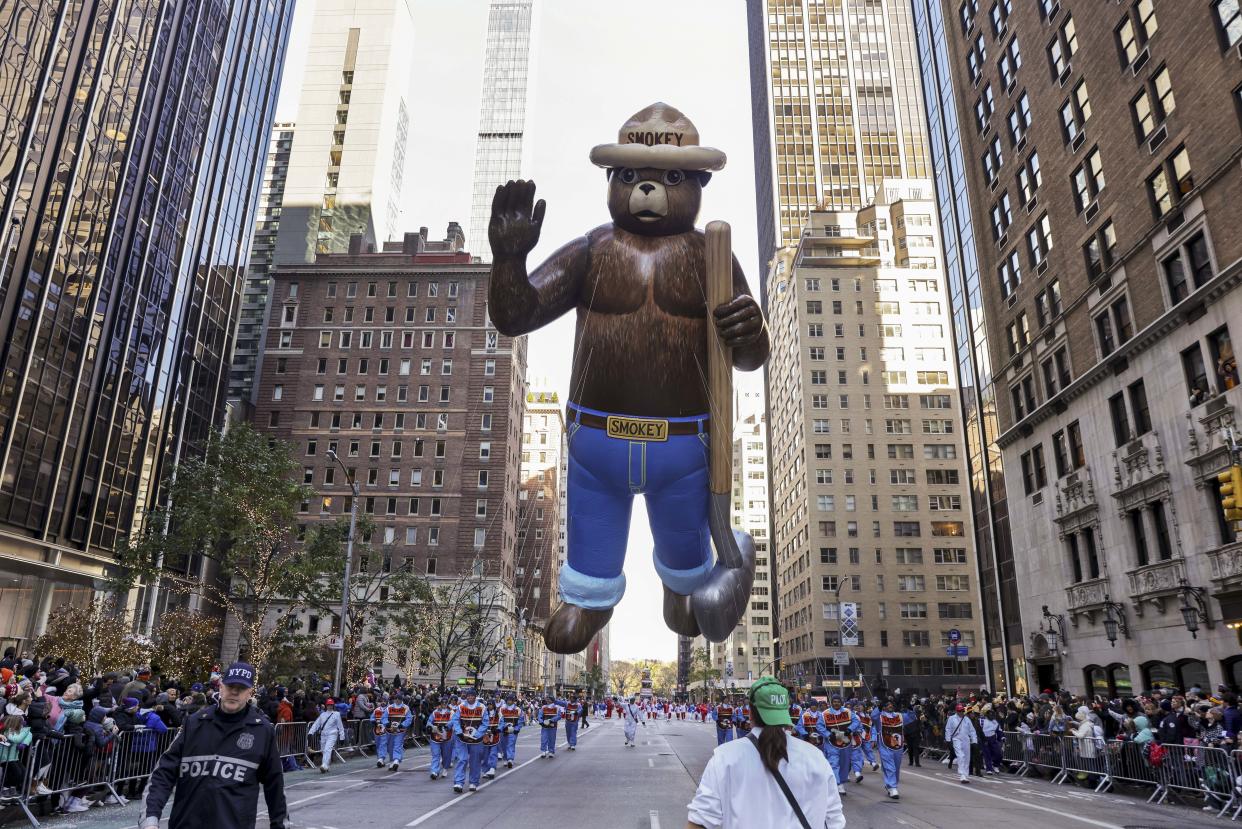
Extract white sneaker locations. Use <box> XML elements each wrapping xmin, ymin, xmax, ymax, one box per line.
<box><xmin>837</xmin><ymin>785</ymin><xmax>847</xmax><ymax>796</ymax></box>
<box><xmin>36</xmin><ymin>783</ymin><xmax>53</xmax><ymax>796</ymax></box>
<box><xmin>485</xmin><ymin>769</ymin><xmax>495</xmax><ymax>779</ymax></box>
<box><xmin>390</xmin><ymin>762</ymin><xmax>399</xmax><ymax>771</ymax></box>
<box><xmin>871</xmin><ymin>762</ymin><xmax>879</xmax><ymax>771</ymax></box>
<box><xmin>66</xmin><ymin>798</ymin><xmax>90</xmax><ymax>813</ymax></box>
<box><xmin>103</xmin><ymin>794</ymin><xmax>128</xmax><ymax>806</ymax></box>
<box><xmin>889</xmin><ymin>788</ymin><xmax>899</xmax><ymax>799</ymax></box>
<box><xmin>506</xmin><ymin>761</ymin><xmax>513</xmax><ymax>768</ymax></box>
<box><xmin>854</xmin><ymin>772</ymin><xmax>863</xmax><ymax>783</ymax></box>
<box><xmin>469</xmin><ymin>784</ymin><xmax>478</xmax><ymax>792</ymax></box>
<box><xmin>377</xmin><ymin>760</ymin><xmax>385</xmax><ymax>768</ymax></box>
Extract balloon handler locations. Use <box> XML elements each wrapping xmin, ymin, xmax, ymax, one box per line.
<box><xmin>488</xmin><ymin>103</ymin><xmax>770</xmax><ymax>654</ymax></box>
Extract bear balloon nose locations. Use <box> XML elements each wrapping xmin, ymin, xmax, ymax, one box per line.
<box><xmin>639</xmin><ymin>183</ymin><xmax>655</xmax><ymax>195</ymax></box>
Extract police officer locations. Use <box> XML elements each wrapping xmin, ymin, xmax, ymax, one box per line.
<box><xmin>141</xmin><ymin>662</ymin><xmax>287</xmax><ymax>829</ymax></box>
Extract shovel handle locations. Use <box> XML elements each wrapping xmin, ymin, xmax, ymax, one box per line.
<box><xmin>705</xmin><ymin>221</ymin><xmax>733</xmax><ymax>496</ymax></box>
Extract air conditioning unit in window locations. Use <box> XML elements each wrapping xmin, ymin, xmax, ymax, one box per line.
<box><xmin>1006</xmin><ymin>293</ymin><xmax>1018</xmax><ymax>308</ymax></box>
<box><xmin>1084</xmin><ymin>201</ymin><xmax>1099</xmax><ymax>223</ymax></box>
<box><xmin>1016</xmin><ymin>136</ymin><xmax>1028</xmax><ymax>153</ymax></box>
<box><xmin>1070</xmin><ymin>132</ymin><xmax>1085</xmax><ymax>152</ymax></box>
<box><xmin>1032</xmin><ymin>491</ymin><xmax>1043</xmax><ymax>506</ymax></box>
<box><xmin>1236</xmin><ymin>42</ymin><xmax>1242</xmax><ymax>61</ymax></box>
<box><xmin>1057</xmin><ymin>65</ymin><xmax>1072</xmax><ymax>88</ymax></box>
<box><xmin>998</xmin><ymin>232</ymin><xmax>1008</xmax><ymax>249</ymax></box>
<box><xmin>1130</xmin><ymin>47</ymin><xmax>1150</xmax><ymax>76</ymax></box>
<box><xmin>1037</xmin><ymin>260</ymin><xmax>1049</xmax><ymax>276</ymax></box>
<box><xmin>1025</xmin><ymin>196</ymin><xmax>1038</xmax><ymax>214</ymax></box>
<box><xmin>1147</xmin><ymin>125</ymin><xmax>1168</xmax><ymax>155</ymax></box>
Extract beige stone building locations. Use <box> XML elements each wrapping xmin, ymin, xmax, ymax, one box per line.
<box><xmin>768</xmin><ymin>180</ymin><xmax>985</xmax><ymax>696</ymax></box>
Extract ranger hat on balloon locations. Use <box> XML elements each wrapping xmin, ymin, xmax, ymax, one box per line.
<box><xmin>589</xmin><ymin>102</ymin><xmax>726</xmax><ymax>172</ymax></box>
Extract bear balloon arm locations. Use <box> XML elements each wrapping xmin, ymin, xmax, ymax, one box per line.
<box><xmin>725</xmin><ymin>255</ymin><xmax>770</xmax><ymax>372</ymax></box>
<box><xmin>488</xmin><ymin>235</ymin><xmax>589</xmax><ymax>337</ymax></box>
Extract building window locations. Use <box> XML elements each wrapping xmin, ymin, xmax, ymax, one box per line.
<box><xmin>1209</xmin><ymin>325</ymin><xmax>1240</xmax><ymax>392</ymax></box>
<box><xmin>990</xmin><ymin>192</ymin><xmax>1012</xmax><ymax>241</ymax></box>
<box><xmin>1017</xmin><ymin>151</ymin><xmax>1042</xmax><ymax>204</ymax></box>
<box><xmin>1067</xmin><ymin>420</ymin><xmax>1085</xmax><ymax>470</ymax></box>
<box><xmin>982</xmin><ymin>135</ymin><xmax>1003</xmax><ymax>185</ymax></box>
<box><xmin>1218</xmin><ymin>0</ymin><xmax>1242</xmax><ymax>47</ymax></box>
<box><xmin>1131</xmin><ymin>66</ymin><xmax>1175</xmax><ymax>143</ymax></box>
<box><xmin>998</xmin><ymin>35</ymin><xmax>1022</xmax><ymax>91</ymax></box>
<box><xmin>1129</xmin><ymin>379</ymin><xmax>1152</xmax><ymax>436</ymax></box>
<box><xmin>1094</xmin><ymin>296</ymin><xmax>1132</xmax><ymax>357</ymax></box>
<box><xmin>1047</xmin><ymin>14</ymin><xmax>1077</xmax><ymax>82</ymax></box>
<box><xmin>1071</xmin><ymin>148</ymin><xmax>1105</xmax><ymax>213</ymax></box>
<box><xmin>1059</xmin><ymin>80</ymin><xmax>1090</xmax><ymax>146</ymax></box>
<box><xmin>1183</xmin><ymin>343</ymin><xmax>1211</xmax><ymax>405</ymax></box>
<box><xmin>1109</xmin><ymin>391</ymin><xmax>1131</xmax><ymax>446</ymax></box>
<box><xmin>1116</xmin><ymin>0</ymin><xmax>1157</xmax><ymax>67</ymax></box>
<box><xmin>1147</xmin><ymin>145</ymin><xmax>1193</xmax><ymax>218</ymax></box>
<box><xmin>998</xmin><ymin>249</ymin><xmax>1021</xmax><ymax>298</ymax></box>
<box><xmin>1026</xmin><ymin>213</ymin><xmax>1053</xmax><ymax>271</ymax></box>
<box><xmin>975</xmin><ymin>84</ymin><xmax>994</xmax><ymax>133</ymax></box>
<box><xmin>1007</xmin><ymin>92</ymin><xmax>1032</xmax><ymax>146</ymax></box>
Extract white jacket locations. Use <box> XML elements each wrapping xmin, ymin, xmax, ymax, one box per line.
<box><xmin>309</xmin><ymin>709</ymin><xmax>347</xmax><ymax>741</ymax></box>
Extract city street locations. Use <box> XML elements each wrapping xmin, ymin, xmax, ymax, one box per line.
<box><xmin>14</xmin><ymin>717</ymin><xmax>1229</xmax><ymax>829</ymax></box>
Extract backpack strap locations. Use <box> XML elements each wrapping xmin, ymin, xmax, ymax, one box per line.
<box><xmin>746</xmin><ymin>734</ymin><xmax>812</xmax><ymax>829</ymax></box>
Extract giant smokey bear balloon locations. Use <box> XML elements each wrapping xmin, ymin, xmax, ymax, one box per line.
<box><xmin>488</xmin><ymin>103</ymin><xmax>770</xmax><ymax>654</ymax></box>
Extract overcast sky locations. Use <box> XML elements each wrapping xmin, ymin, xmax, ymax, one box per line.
<box><xmin>277</xmin><ymin>0</ymin><xmax>764</xmax><ymax>662</ymax></box>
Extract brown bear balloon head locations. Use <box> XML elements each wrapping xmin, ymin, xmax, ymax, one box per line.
<box><xmin>590</xmin><ymin>102</ymin><xmax>725</xmax><ymax>238</ymax></box>
<box><xmin>605</xmin><ymin>167</ymin><xmax>710</xmax><ymax>237</ymax></box>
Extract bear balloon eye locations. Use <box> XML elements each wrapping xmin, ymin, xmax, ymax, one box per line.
<box><xmin>662</xmin><ymin>170</ymin><xmax>685</xmax><ymax>186</ymax></box>
<box><xmin>618</xmin><ymin>168</ymin><xmax>638</xmax><ymax>184</ymax></box>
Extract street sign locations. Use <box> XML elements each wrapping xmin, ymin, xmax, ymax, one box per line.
<box><xmin>944</xmin><ymin>645</ymin><xmax>968</xmax><ymax>657</ymax></box>
<box><xmin>327</xmin><ymin>635</ymin><xmax>343</xmax><ymax>651</ymax></box>
<box><xmin>515</xmin><ymin>638</ymin><xmax>525</xmax><ymax>654</ymax></box>
<box><xmin>948</xmin><ymin>628</ymin><xmax>962</xmax><ymax>644</ymax></box>
<box><xmin>832</xmin><ymin>651</ymin><xmax>850</xmax><ymax>666</ymax></box>
<box><xmin>726</xmin><ymin>660</ymin><xmax>734</xmax><ymax>677</ymax></box>
<box><xmin>840</xmin><ymin>602</ymin><xmax>859</xmax><ymax>647</ymax></box>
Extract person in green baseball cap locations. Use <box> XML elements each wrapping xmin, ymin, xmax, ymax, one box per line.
<box><xmin>687</xmin><ymin>677</ymin><xmax>844</xmax><ymax>829</ymax></box>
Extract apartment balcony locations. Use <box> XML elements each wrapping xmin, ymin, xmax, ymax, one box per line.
<box><xmin>1125</xmin><ymin>557</ymin><xmax>1186</xmax><ymax>617</ymax></box>
<box><xmin>1110</xmin><ymin>430</ymin><xmax>1170</xmax><ymax>509</ymax></box>
<box><xmin>1205</xmin><ymin>540</ymin><xmax>1242</xmax><ymax>593</ymax></box>
<box><xmin>1065</xmin><ymin>575</ymin><xmax>1110</xmax><ymax>626</ymax></box>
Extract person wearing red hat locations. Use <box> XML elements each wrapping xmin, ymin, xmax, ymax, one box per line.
<box><xmin>944</xmin><ymin>703</ymin><xmax>977</xmax><ymax>784</ymax></box>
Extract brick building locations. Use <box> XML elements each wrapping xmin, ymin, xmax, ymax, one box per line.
<box><xmin>249</xmin><ymin>225</ymin><xmax>528</xmax><ymax>684</ymax></box>
<box><xmin>921</xmin><ymin>0</ymin><xmax>1242</xmax><ymax>693</ymax></box>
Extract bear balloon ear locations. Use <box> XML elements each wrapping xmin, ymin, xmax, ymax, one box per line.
<box><xmin>696</xmin><ymin>171</ymin><xmax>713</xmax><ymax>187</ymax></box>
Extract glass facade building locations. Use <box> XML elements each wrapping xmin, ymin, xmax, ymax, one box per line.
<box><xmin>911</xmin><ymin>0</ymin><xmax>1019</xmax><ymax>693</ymax></box>
<box><xmin>747</xmin><ymin>0</ymin><xmax>932</xmax><ymax>266</ymax></box>
<box><xmin>0</xmin><ymin>0</ymin><xmax>294</xmax><ymax>643</ymax></box>
<box><xmin>466</xmin><ymin>0</ymin><xmax>536</xmax><ymax>264</ymax></box>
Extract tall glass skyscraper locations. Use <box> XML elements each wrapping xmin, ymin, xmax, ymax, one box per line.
<box><xmin>747</xmin><ymin>0</ymin><xmax>931</xmax><ymax>268</ymax></box>
<box><xmin>0</xmin><ymin>0</ymin><xmax>294</xmax><ymax>643</ymax></box>
<box><xmin>910</xmin><ymin>0</ymin><xmax>1018</xmax><ymax>693</ymax></box>
<box><xmin>466</xmin><ymin>0</ymin><xmax>536</xmax><ymax>264</ymax></box>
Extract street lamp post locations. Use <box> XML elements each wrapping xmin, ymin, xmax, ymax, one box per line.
<box><xmin>326</xmin><ymin>449</ymin><xmax>358</xmax><ymax>695</ymax></box>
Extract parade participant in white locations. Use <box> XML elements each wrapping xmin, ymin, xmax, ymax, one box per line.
<box><xmin>687</xmin><ymin>677</ymin><xmax>845</xmax><ymax>829</ymax></box>
<box><xmin>944</xmin><ymin>703</ymin><xmax>977</xmax><ymax>784</ymax></box>
<box><xmin>622</xmin><ymin>696</ymin><xmax>645</xmax><ymax>747</ymax></box>
<box><xmin>308</xmin><ymin>698</ymin><xmax>348</xmax><ymax>773</ymax></box>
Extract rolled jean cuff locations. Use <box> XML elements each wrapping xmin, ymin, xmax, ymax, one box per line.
<box><xmin>559</xmin><ymin>563</ymin><xmax>625</xmax><ymax>609</ymax></box>
<box><xmin>654</xmin><ymin>555</ymin><xmax>715</xmax><ymax>596</ymax></box>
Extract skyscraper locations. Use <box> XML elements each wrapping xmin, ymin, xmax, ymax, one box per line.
<box><xmin>747</xmin><ymin>0</ymin><xmax>932</xmax><ymax>270</ymax></box>
<box><xmin>235</xmin><ymin>0</ymin><xmax>416</xmax><ymax>406</ymax></box>
<box><xmin>766</xmin><ymin>181</ymin><xmax>984</xmax><ymax>694</ymax></box>
<box><xmin>0</xmin><ymin>0</ymin><xmax>294</xmax><ymax>642</ymax></box>
<box><xmin>230</xmin><ymin>121</ymin><xmax>296</xmax><ymax>402</ymax></box>
<box><xmin>273</xmin><ymin>0</ymin><xmax>415</xmax><ymax>267</ymax></box>
<box><xmin>914</xmin><ymin>0</ymin><xmax>1242</xmax><ymax>695</ymax></box>
<box><xmin>466</xmin><ymin>0</ymin><xmax>537</xmax><ymax>263</ymax></box>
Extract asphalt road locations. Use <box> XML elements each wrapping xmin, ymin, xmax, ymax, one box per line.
<box><xmin>6</xmin><ymin>716</ymin><xmax>1231</xmax><ymax>829</ymax></box>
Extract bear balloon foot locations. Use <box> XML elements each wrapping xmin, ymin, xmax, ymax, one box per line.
<box><xmin>663</xmin><ymin>585</ymin><xmax>701</xmax><ymax>638</ymax></box>
<box><xmin>690</xmin><ymin>529</ymin><xmax>757</xmax><ymax>643</ymax></box>
<box><xmin>544</xmin><ymin>603</ymin><xmax>613</xmax><ymax>654</ymax></box>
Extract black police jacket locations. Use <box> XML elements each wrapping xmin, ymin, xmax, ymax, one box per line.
<box><xmin>144</xmin><ymin>704</ymin><xmax>287</xmax><ymax>829</ymax></box>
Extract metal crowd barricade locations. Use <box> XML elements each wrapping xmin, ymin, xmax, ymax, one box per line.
<box><xmin>1</xmin><ymin>750</ymin><xmax>39</xmax><ymax>828</ymax></box>
<box><xmin>19</xmin><ymin>733</ymin><xmax>121</xmax><ymax>827</ymax></box>
<box><xmin>1101</xmin><ymin>740</ymin><xmax>1165</xmax><ymax>802</ymax></box>
<box><xmin>110</xmin><ymin>727</ymin><xmax>179</xmax><ymax>790</ymax></box>
<box><xmin>1225</xmin><ymin>749</ymin><xmax>1242</xmax><ymax>821</ymax></box>
<box><xmin>1154</xmin><ymin>743</ymin><xmax>1234</xmax><ymax>809</ymax></box>
<box><xmin>1022</xmin><ymin>732</ymin><xmax>1069</xmax><ymax>781</ymax></box>
<box><xmin>350</xmin><ymin>718</ymin><xmax>377</xmax><ymax>756</ymax></box>
<box><xmin>999</xmin><ymin>730</ymin><xmax>1031</xmax><ymax>775</ymax></box>
<box><xmin>1059</xmin><ymin>735</ymin><xmax>1112</xmax><ymax>793</ymax></box>
<box><xmin>275</xmin><ymin>721</ymin><xmax>311</xmax><ymax>767</ymax></box>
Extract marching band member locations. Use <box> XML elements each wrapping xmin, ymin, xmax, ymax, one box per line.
<box><xmin>817</xmin><ymin>694</ymin><xmax>860</xmax><ymax>796</ymax></box>
<box><xmin>733</xmin><ymin>697</ymin><xmax>751</xmax><ymax>740</ymax></box>
<box><xmin>482</xmin><ymin>699</ymin><xmax>502</xmax><ymax>778</ymax></box>
<box><xmin>859</xmin><ymin>700</ymin><xmax>880</xmax><ymax>772</ymax></box>
<box><xmin>562</xmin><ymin>695</ymin><xmax>581</xmax><ymax>751</ymax></box>
<box><xmin>380</xmin><ymin>695</ymin><xmax>413</xmax><ymax>771</ymax></box>
<box><xmin>847</xmin><ymin>699</ymin><xmax>872</xmax><ymax>780</ymax></box>
<box><xmin>371</xmin><ymin>703</ymin><xmax>389</xmax><ymax>768</ymax></box>
<box><xmin>451</xmin><ymin>687</ymin><xmax>489</xmax><ymax>793</ymax></box>
<box><xmin>622</xmin><ymin>695</ymin><xmax>644</xmax><ymax>747</ymax></box>
<box><xmin>877</xmin><ymin>699</ymin><xmax>906</xmax><ymax>799</ymax></box>
<box><xmin>496</xmin><ymin>694</ymin><xmax>525</xmax><ymax>769</ymax></box>
<box><xmin>537</xmin><ymin>695</ymin><xmax>563</xmax><ymax>758</ymax></box>
<box><xmin>793</xmin><ymin>699</ymin><xmax>824</xmax><ymax>757</ymax></box>
<box><xmin>426</xmin><ymin>696</ymin><xmax>455</xmax><ymax>781</ymax></box>
<box><xmin>712</xmin><ymin>698</ymin><xmax>735</xmax><ymax>745</ymax></box>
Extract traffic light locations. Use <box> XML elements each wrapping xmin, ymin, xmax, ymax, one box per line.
<box><xmin>1219</xmin><ymin>464</ymin><xmax>1242</xmax><ymax>528</ymax></box>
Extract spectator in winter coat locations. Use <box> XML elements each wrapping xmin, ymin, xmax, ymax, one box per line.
<box><xmin>112</xmin><ymin>697</ymin><xmax>141</xmax><ymax>732</ymax></box>
<box><xmin>351</xmin><ymin>691</ymin><xmax>375</xmax><ymax>721</ymax></box>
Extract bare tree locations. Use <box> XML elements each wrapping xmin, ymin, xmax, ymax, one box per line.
<box><xmin>420</xmin><ymin>556</ymin><xmax>513</xmax><ymax>691</ymax></box>
<box><xmin>610</xmin><ymin>660</ymin><xmax>641</xmax><ymax>697</ymax></box>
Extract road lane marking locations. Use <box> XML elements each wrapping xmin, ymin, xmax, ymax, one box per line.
<box><xmin>903</xmin><ymin>771</ymin><xmax>1125</xmax><ymax>828</ymax></box>
<box><xmin>405</xmin><ymin>725</ymin><xmax>603</xmax><ymax>826</ymax></box>
<box><xmin>649</xmin><ymin>809</ymin><xmax>661</xmax><ymax>829</ymax></box>
<box><xmin>648</xmin><ymin>758</ymin><xmax>654</xmax><ymax>767</ymax></box>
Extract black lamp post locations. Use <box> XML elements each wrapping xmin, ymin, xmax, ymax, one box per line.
<box><xmin>1177</xmin><ymin>578</ymin><xmax>1211</xmax><ymax>639</ymax></box>
<box><xmin>1101</xmin><ymin>595</ymin><xmax>1129</xmax><ymax>647</ymax></box>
